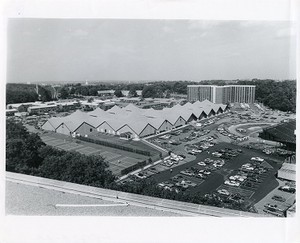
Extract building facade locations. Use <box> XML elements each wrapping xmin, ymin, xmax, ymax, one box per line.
<box><xmin>187</xmin><ymin>85</ymin><xmax>256</xmax><ymax>104</ymax></box>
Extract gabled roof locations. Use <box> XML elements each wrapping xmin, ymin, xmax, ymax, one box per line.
<box><xmin>88</xmin><ymin>107</ymin><xmax>107</xmax><ymax>116</ymax></box>
<box><xmin>124</xmin><ymin>103</ymin><xmax>141</xmax><ymax>112</ymax></box>
<box><xmin>107</xmin><ymin>105</ymin><xmax>122</xmax><ymax>113</ymax></box>
<box><xmin>45</xmin><ymin>117</ymin><xmax>63</xmax><ymax>129</ymax></box>
<box><xmin>122</xmin><ymin>113</ymin><xmax>155</xmax><ymax>135</ymax></box>
<box><xmin>146</xmin><ymin>116</ymin><xmax>166</xmax><ymax>129</ymax></box>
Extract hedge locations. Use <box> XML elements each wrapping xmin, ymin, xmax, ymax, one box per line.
<box><xmin>120</xmin><ymin>161</ymin><xmax>147</xmax><ymax>175</ymax></box>
<box><xmin>77</xmin><ymin>136</ymin><xmax>151</xmax><ymax>156</ymax></box>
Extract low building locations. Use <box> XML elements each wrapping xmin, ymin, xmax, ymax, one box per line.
<box><xmin>28</xmin><ymin>104</ymin><xmax>58</xmax><ymax>115</ymax></box>
<box><xmin>97</xmin><ymin>90</ymin><xmax>115</xmax><ymax>97</ymax></box>
<box><xmin>6</xmin><ymin>102</ymin><xmax>36</xmax><ymax>112</ymax></box>
<box><xmin>259</xmin><ymin>120</ymin><xmax>296</xmax><ymax>151</ymax></box>
<box><xmin>42</xmin><ymin>99</ymin><xmax>228</xmax><ymax>139</ymax></box>
<box><xmin>6</xmin><ymin>109</ymin><xmax>18</xmax><ymax>116</ymax></box>
<box><xmin>277</xmin><ymin>163</ymin><xmax>296</xmax><ymax>182</ymax></box>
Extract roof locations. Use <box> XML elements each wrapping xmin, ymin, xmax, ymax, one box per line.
<box><xmin>97</xmin><ymin>90</ymin><xmax>115</xmax><ymax>94</ymax></box>
<box><xmin>107</xmin><ymin>105</ymin><xmax>122</xmax><ymax>113</ymax></box>
<box><xmin>6</xmin><ymin>109</ymin><xmax>18</xmax><ymax>112</ymax></box>
<box><xmin>279</xmin><ymin>163</ymin><xmax>296</xmax><ymax>172</ymax></box>
<box><xmin>29</xmin><ymin>104</ymin><xmax>58</xmax><ymax>110</ymax></box>
<box><xmin>43</xmin><ymin>99</ymin><xmax>226</xmax><ymax>135</ymax></box>
<box><xmin>263</xmin><ymin>120</ymin><xmax>296</xmax><ymax>144</ymax></box>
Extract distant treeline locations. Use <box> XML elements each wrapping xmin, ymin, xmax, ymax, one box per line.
<box><xmin>6</xmin><ymin>83</ymin><xmax>53</xmax><ymax>104</ymax></box>
<box><xmin>6</xmin><ymin>79</ymin><xmax>296</xmax><ymax>112</ymax></box>
<box><xmin>236</xmin><ymin>80</ymin><xmax>296</xmax><ymax>113</ymax></box>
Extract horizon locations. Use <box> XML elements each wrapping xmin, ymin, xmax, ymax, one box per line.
<box><xmin>7</xmin><ymin>19</ymin><xmax>296</xmax><ymax>83</ymax></box>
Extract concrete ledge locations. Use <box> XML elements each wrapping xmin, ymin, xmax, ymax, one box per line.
<box><xmin>6</xmin><ymin>172</ymin><xmax>269</xmax><ymax>217</ymax></box>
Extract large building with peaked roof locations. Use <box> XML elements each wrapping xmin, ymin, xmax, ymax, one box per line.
<box><xmin>42</xmin><ymin>100</ymin><xmax>229</xmax><ymax>139</ymax></box>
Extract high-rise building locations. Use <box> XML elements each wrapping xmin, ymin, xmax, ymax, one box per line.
<box><xmin>187</xmin><ymin>85</ymin><xmax>255</xmax><ymax>104</ymax></box>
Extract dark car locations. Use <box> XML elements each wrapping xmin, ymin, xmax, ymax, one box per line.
<box><xmin>272</xmin><ymin>195</ymin><xmax>286</xmax><ymax>202</ymax></box>
<box><xmin>279</xmin><ymin>186</ymin><xmax>296</xmax><ymax>194</ymax></box>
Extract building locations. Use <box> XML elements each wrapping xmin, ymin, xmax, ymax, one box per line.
<box><xmin>187</xmin><ymin>85</ymin><xmax>256</xmax><ymax>104</ymax></box>
<box><xmin>97</xmin><ymin>90</ymin><xmax>115</xmax><ymax>97</ymax></box>
<box><xmin>6</xmin><ymin>102</ymin><xmax>36</xmax><ymax>112</ymax></box>
<box><xmin>121</xmin><ymin>90</ymin><xmax>143</xmax><ymax>97</ymax></box>
<box><xmin>277</xmin><ymin>163</ymin><xmax>296</xmax><ymax>181</ymax></box>
<box><xmin>42</xmin><ymin>99</ymin><xmax>228</xmax><ymax>139</ymax></box>
<box><xmin>6</xmin><ymin>109</ymin><xmax>18</xmax><ymax>116</ymax></box>
<box><xmin>28</xmin><ymin>104</ymin><xmax>58</xmax><ymax>115</ymax></box>
<box><xmin>259</xmin><ymin>120</ymin><xmax>296</xmax><ymax>151</ymax></box>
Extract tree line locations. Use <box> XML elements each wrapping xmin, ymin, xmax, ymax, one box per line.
<box><xmin>6</xmin><ymin>83</ymin><xmax>53</xmax><ymax>104</ymax></box>
<box><xmin>6</xmin><ymin>119</ymin><xmax>115</xmax><ymax>187</ymax></box>
<box><xmin>7</xmin><ymin>79</ymin><xmax>296</xmax><ymax>112</ymax></box>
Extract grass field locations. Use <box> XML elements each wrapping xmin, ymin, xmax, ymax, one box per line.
<box><xmin>41</xmin><ymin>133</ymin><xmax>148</xmax><ymax>176</ymax></box>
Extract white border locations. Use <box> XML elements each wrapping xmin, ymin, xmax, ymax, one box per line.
<box><xmin>1</xmin><ymin>0</ymin><xmax>300</xmax><ymax>242</ymax></box>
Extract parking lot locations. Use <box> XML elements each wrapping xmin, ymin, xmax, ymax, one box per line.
<box><xmin>139</xmin><ymin>142</ymin><xmax>283</xmax><ymax>205</ymax></box>
<box><xmin>254</xmin><ymin>180</ymin><xmax>296</xmax><ymax>217</ymax></box>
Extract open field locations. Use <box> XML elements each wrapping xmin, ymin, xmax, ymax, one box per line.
<box><xmin>41</xmin><ymin>132</ymin><xmax>149</xmax><ymax>176</ymax></box>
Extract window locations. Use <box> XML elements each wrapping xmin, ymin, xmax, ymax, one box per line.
<box><xmin>90</xmin><ymin>128</ymin><xmax>92</xmax><ymax>132</ymax></box>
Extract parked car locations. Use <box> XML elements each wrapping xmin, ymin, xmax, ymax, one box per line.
<box><xmin>251</xmin><ymin>157</ymin><xmax>264</xmax><ymax>162</ymax></box>
<box><xmin>217</xmin><ymin>189</ymin><xmax>230</xmax><ymax>195</ymax></box>
<box><xmin>272</xmin><ymin>195</ymin><xmax>286</xmax><ymax>202</ymax></box>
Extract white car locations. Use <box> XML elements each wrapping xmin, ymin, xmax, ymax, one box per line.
<box><xmin>198</xmin><ymin>162</ymin><xmax>206</xmax><ymax>166</ymax></box>
<box><xmin>224</xmin><ymin>180</ymin><xmax>240</xmax><ymax>187</ymax></box>
<box><xmin>242</xmin><ymin>163</ymin><xmax>252</xmax><ymax>168</ymax></box>
<box><xmin>251</xmin><ymin>157</ymin><xmax>264</xmax><ymax>162</ymax></box>
<box><xmin>217</xmin><ymin>189</ymin><xmax>230</xmax><ymax>195</ymax></box>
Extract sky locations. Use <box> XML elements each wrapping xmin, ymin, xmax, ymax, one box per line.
<box><xmin>6</xmin><ymin>19</ymin><xmax>297</xmax><ymax>83</ymax></box>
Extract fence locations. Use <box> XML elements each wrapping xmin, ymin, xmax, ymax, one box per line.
<box><xmin>77</xmin><ymin>136</ymin><xmax>152</xmax><ymax>156</ymax></box>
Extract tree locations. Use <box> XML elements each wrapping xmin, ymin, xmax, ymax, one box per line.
<box><xmin>59</xmin><ymin>87</ymin><xmax>69</xmax><ymax>99</ymax></box>
<box><xmin>128</xmin><ymin>88</ymin><xmax>138</xmax><ymax>97</ymax></box>
<box><xmin>114</xmin><ymin>89</ymin><xmax>124</xmax><ymax>97</ymax></box>
<box><xmin>38</xmin><ymin>86</ymin><xmax>52</xmax><ymax>102</ymax></box>
<box><xmin>6</xmin><ymin>120</ymin><xmax>45</xmax><ymax>172</ymax></box>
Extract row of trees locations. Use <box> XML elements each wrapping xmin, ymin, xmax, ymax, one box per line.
<box><xmin>6</xmin><ymin>120</ymin><xmax>115</xmax><ymax>187</ymax></box>
<box><xmin>236</xmin><ymin>80</ymin><xmax>296</xmax><ymax>112</ymax></box>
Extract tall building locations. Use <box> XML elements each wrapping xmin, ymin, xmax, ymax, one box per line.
<box><xmin>187</xmin><ymin>85</ymin><xmax>255</xmax><ymax>104</ymax></box>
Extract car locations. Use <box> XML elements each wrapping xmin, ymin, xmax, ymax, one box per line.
<box><xmin>264</xmin><ymin>204</ymin><xmax>283</xmax><ymax>211</ymax></box>
<box><xmin>251</xmin><ymin>157</ymin><xmax>264</xmax><ymax>162</ymax></box>
<box><xmin>279</xmin><ymin>186</ymin><xmax>296</xmax><ymax>194</ymax></box>
<box><xmin>272</xmin><ymin>195</ymin><xmax>286</xmax><ymax>202</ymax></box>
<box><xmin>180</xmin><ymin>170</ymin><xmax>194</xmax><ymax>177</ymax></box>
<box><xmin>197</xmin><ymin>162</ymin><xmax>206</xmax><ymax>166</ymax></box>
<box><xmin>224</xmin><ymin>180</ymin><xmax>240</xmax><ymax>187</ymax></box>
<box><xmin>217</xmin><ymin>189</ymin><xmax>230</xmax><ymax>195</ymax></box>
